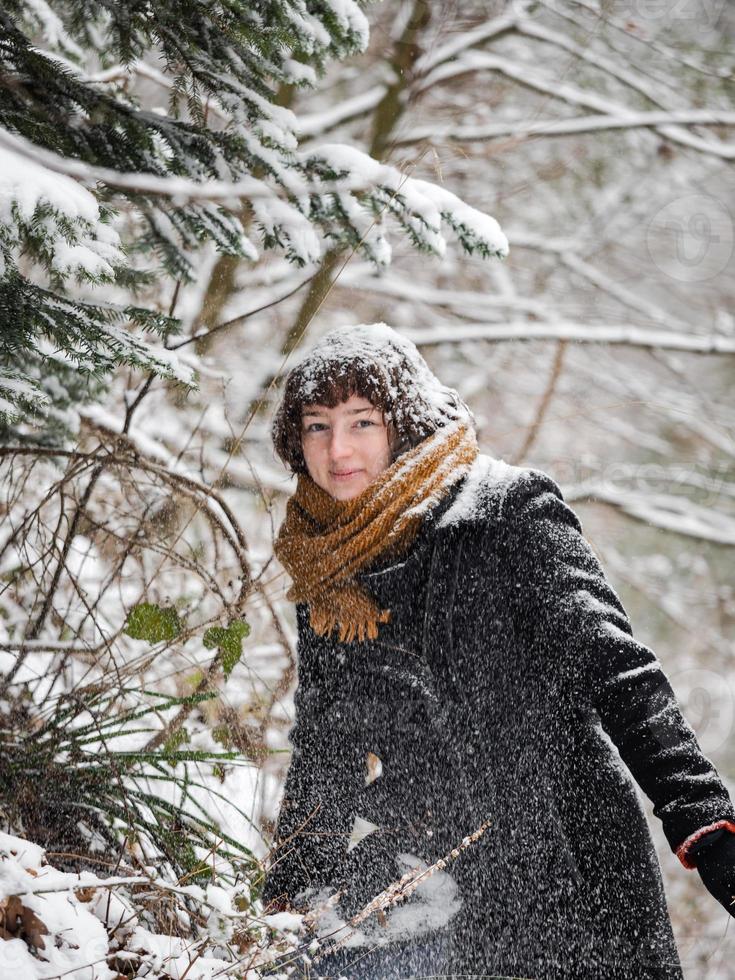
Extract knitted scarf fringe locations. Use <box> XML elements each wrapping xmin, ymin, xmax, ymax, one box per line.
<box><xmin>275</xmin><ymin>421</ymin><xmax>478</xmax><ymax>644</ymax></box>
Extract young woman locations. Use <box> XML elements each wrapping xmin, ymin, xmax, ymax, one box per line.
<box><xmin>262</xmin><ymin>323</ymin><xmax>735</xmax><ymax>979</ymax></box>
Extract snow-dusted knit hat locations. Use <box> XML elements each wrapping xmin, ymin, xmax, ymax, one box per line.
<box><xmin>272</xmin><ymin>322</ymin><xmax>475</xmax><ymax>473</ymax></box>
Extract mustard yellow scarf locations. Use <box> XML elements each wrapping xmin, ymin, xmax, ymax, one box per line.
<box><xmin>275</xmin><ymin>421</ymin><xmax>478</xmax><ymax>643</ymax></box>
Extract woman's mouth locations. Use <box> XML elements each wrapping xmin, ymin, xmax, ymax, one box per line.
<box><xmin>331</xmin><ymin>469</ymin><xmax>361</xmax><ymax>479</ymax></box>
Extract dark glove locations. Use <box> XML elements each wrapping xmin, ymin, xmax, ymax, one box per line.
<box><xmin>692</xmin><ymin>829</ymin><xmax>735</xmax><ymax>917</ymax></box>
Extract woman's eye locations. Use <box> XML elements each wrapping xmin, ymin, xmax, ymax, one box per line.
<box><xmin>303</xmin><ymin>418</ymin><xmax>380</xmax><ymax>433</ymax></box>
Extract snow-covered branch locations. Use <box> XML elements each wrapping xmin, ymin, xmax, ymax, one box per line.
<box><xmin>0</xmin><ymin>831</ymin><xmax>300</xmax><ymax>979</ymax></box>
<box><xmin>414</xmin><ymin>6</ymin><xmax>525</xmax><ymax>75</ymax></box>
<box><xmin>558</xmin><ymin>254</ymin><xmax>689</xmax><ymax>328</ymax></box>
<box><xmin>0</xmin><ymin>126</ymin><xmax>269</xmax><ymax>202</ymax></box>
<box><xmin>545</xmin><ymin>0</ymin><xmax>731</xmax><ymax>80</ymax></box>
<box><xmin>339</xmin><ymin>267</ymin><xmax>549</xmax><ymax>318</ymax></box>
<box><xmin>402</xmin><ymin>322</ymin><xmax>735</xmax><ymax>355</ymax></box>
<box><xmin>571</xmin><ymin>485</ymin><xmax>735</xmax><ymax>546</ymax></box>
<box><xmin>297</xmin><ymin>85</ymin><xmax>387</xmax><ymax>138</ymax></box>
<box><xmin>513</xmin><ymin>18</ymin><xmax>688</xmax><ymax>108</ymax></box>
<box><xmin>398</xmin><ymin>110</ymin><xmax>735</xmax><ymax>153</ymax></box>
<box><xmin>417</xmin><ymin>51</ymin><xmax>734</xmax><ymax>160</ymax></box>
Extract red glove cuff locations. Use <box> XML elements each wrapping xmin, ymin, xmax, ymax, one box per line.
<box><xmin>676</xmin><ymin>820</ymin><xmax>735</xmax><ymax>870</ymax></box>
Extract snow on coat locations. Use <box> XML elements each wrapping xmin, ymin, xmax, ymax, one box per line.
<box><xmin>263</xmin><ymin>455</ymin><xmax>735</xmax><ymax>978</ymax></box>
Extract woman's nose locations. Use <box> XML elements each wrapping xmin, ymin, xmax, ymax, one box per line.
<box><xmin>328</xmin><ymin>428</ymin><xmax>353</xmax><ymax>459</ymax></box>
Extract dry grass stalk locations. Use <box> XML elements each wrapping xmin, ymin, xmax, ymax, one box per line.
<box><xmin>306</xmin><ymin>819</ymin><xmax>492</xmax><ymax>961</ymax></box>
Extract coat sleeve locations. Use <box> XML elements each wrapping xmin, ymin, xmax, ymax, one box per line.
<box><xmin>499</xmin><ymin>469</ymin><xmax>735</xmax><ymax>867</ymax></box>
<box><xmin>260</xmin><ymin>607</ymin><xmax>359</xmax><ymax>909</ymax></box>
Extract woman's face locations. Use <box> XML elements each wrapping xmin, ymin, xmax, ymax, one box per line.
<box><xmin>301</xmin><ymin>394</ymin><xmax>392</xmax><ymax>500</ymax></box>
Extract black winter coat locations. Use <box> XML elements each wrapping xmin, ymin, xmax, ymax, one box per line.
<box><xmin>263</xmin><ymin>458</ymin><xmax>735</xmax><ymax>978</ymax></box>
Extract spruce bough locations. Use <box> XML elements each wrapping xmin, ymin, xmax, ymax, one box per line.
<box><xmin>0</xmin><ymin>1</ymin><xmax>508</xmax><ymax>444</ymax></box>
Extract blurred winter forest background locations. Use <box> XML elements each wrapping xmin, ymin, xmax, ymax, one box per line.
<box><xmin>0</xmin><ymin>0</ymin><xmax>734</xmax><ymax>976</ymax></box>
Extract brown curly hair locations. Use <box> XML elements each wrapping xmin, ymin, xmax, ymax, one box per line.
<box><xmin>271</xmin><ymin>326</ymin><xmax>474</xmax><ymax>476</ymax></box>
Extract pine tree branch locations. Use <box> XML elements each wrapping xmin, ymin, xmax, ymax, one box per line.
<box><xmin>0</xmin><ymin>127</ymin><xmax>421</xmax><ymax>203</ymax></box>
